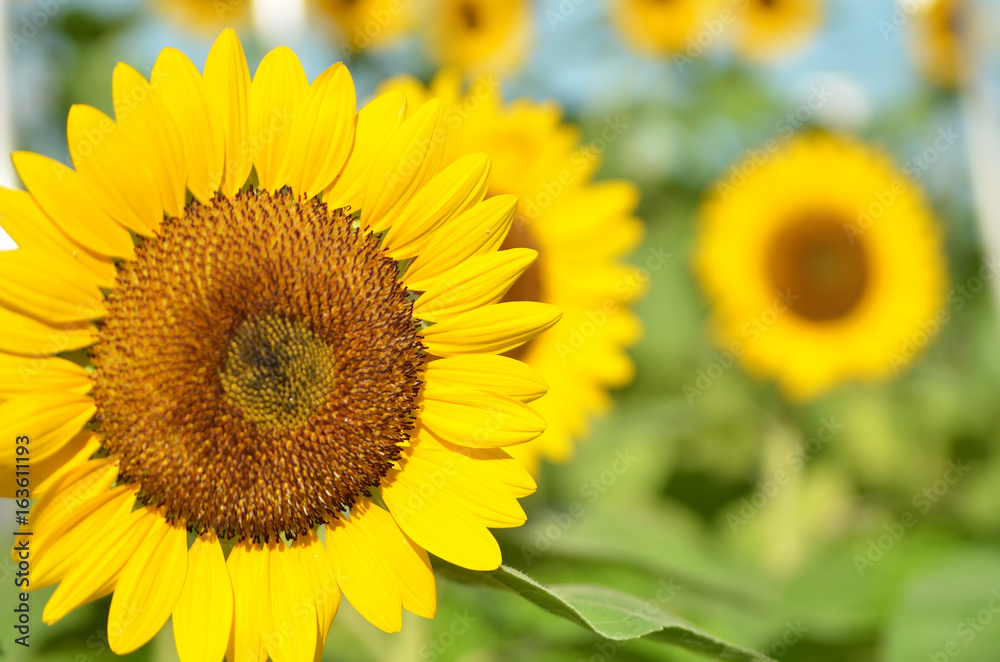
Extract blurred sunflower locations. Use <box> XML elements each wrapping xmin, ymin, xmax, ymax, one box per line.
<box><xmin>429</xmin><ymin>0</ymin><xmax>532</xmax><ymax>76</ymax></box>
<box><xmin>309</xmin><ymin>0</ymin><xmax>413</xmax><ymax>54</ymax></box>
<box><xmin>1</xmin><ymin>29</ymin><xmax>559</xmax><ymax>659</ymax></box>
<box><xmin>730</xmin><ymin>0</ymin><xmax>823</xmax><ymax>61</ymax></box>
<box><xmin>608</xmin><ymin>0</ymin><xmax>712</xmax><ymax>55</ymax></box>
<box><xmin>153</xmin><ymin>0</ymin><xmax>249</xmax><ymax>30</ymax></box>
<box><xmin>694</xmin><ymin>134</ymin><xmax>946</xmax><ymax>400</ymax></box>
<box><xmin>379</xmin><ymin>71</ymin><xmax>644</xmax><ymax>473</ymax></box>
<box><xmin>910</xmin><ymin>0</ymin><xmax>968</xmax><ymax>87</ymax></box>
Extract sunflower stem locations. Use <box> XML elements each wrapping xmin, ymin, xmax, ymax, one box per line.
<box><xmin>962</xmin><ymin>1</ymin><xmax>1000</xmax><ymax>318</ymax></box>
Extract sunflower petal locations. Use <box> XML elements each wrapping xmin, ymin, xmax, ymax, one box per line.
<box><xmin>67</xmin><ymin>104</ymin><xmax>161</xmax><ymax>236</ymax></box>
<box><xmin>402</xmin><ymin>195</ymin><xmax>518</xmax><ymax>289</ymax></box>
<box><xmin>112</xmin><ymin>63</ymin><xmax>188</xmax><ymax>218</ymax></box>
<box><xmin>363</xmin><ymin>99</ymin><xmax>444</xmax><ymax>232</ymax></box>
<box><xmin>204</xmin><ymin>29</ymin><xmax>253</xmax><ymax>197</ymax></box>
<box><xmin>0</xmin><ymin>391</ymin><xmax>94</xmax><ymax>465</ymax></box>
<box><xmin>420</xmin><ymin>387</ymin><xmax>545</xmax><ymax>448</ymax></box>
<box><xmin>423</xmin><ymin>355</ymin><xmax>547</xmax><ymax>402</ymax></box>
<box><xmin>0</xmin><ymin>188</ymin><xmax>116</xmax><ymax>285</ymax></box>
<box><xmin>0</xmin><ymin>247</ymin><xmax>104</xmax><ymax>324</ymax></box>
<box><xmin>382</xmin><ymin>153</ymin><xmax>491</xmax><ymax>260</ymax></box>
<box><xmin>226</xmin><ymin>542</ymin><xmax>268</xmax><ymax>662</ymax></box>
<box><xmin>0</xmin><ymin>307</ymin><xmax>95</xmax><ymax>357</ymax></box>
<box><xmin>421</xmin><ymin>301</ymin><xmax>562</xmax><ymax>356</ymax></box>
<box><xmin>277</xmin><ymin>63</ymin><xmax>356</xmax><ymax>199</ymax></box>
<box><xmin>412</xmin><ymin>248</ymin><xmax>536</xmax><ymax>321</ymax></box>
<box><xmin>174</xmin><ymin>532</ymin><xmax>234</xmax><ymax>662</ymax></box>
<box><xmin>324</xmin><ymin>90</ymin><xmax>406</xmax><ymax>211</ymax></box>
<box><xmin>109</xmin><ymin>519</ymin><xmax>188</xmax><ymax>654</ymax></box>
<box><xmin>292</xmin><ymin>532</ymin><xmax>340</xmax><ymax>655</ymax></box>
<box><xmin>152</xmin><ymin>47</ymin><xmax>225</xmax><ymax>203</ymax></box>
<box><xmin>0</xmin><ymin>354</ymin><xmax>91</xmax><ymax>398</ymax></box>
<box><xmin>11</xmin><ymin>151</ymin><xmax>135</xmax><ymax>259</ymax></box>
<box><xmin>250</xmin><ymin>47</ymin><xmax>308</xmax><ymax>193</ymax></box>
<box><xmin>263</xmin><ymin>541</ymin><xmax>317</xmax><ymax>662</ymax></box>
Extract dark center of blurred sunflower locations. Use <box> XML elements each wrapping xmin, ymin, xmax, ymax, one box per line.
<box><xmin>499</xmin><ymin>217</ymin><xmax>546</xmax><ymax>360</ymax></box>
<box><xmin>766</xmin><ymin>215</ymin><xmax>869</xmax><ymax>322</ymax></box>
<box><xmin>92</xmin><ymin>190</ymin><xmax>424</xmax><ymax>542</ymax></box>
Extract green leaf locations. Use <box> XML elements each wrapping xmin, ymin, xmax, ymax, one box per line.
<box><xmin>435</xmin><ymin>561</ymin><xmax>772</xmax><ymax>662</ymax></box>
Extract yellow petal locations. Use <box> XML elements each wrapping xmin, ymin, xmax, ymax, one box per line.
<box><xmin>0</xmin><ymin>307</ymin><xmax>95</xmax><ymax>357</ymax></box>
<box><xmin>0</xmin><ymin>391</ymin><xmax>94</xmax><ymax>464</ymax></box>
<box><xmin>415</xmin><ymin>427</ymin><xmax>537</xmax><ymax>498</ymax></box>
<box><xmin>327</xmin><ymin>499</ymin><xmax>435</xmax><ymax>631</ymax></box>
<box><xmin>363</xmin><ymin>99</ymin><xmax>444</xmax><ymax>232</ymax></box>
<box><xmin>226</xmin><ymin>542</ymin><xmax>268</xmax><ymax>662</ymax></box>
<box><xmin>423</xmin><ymin>355</ymin><xmax>547</xmax><ymax>403</ymax></box>
<box><xmin>382</xmin><ymin>153</ymin><xmax>491</xmax><ymax>260</ymax></box>
<box><xmin>0</xmin><ymin>354</ymin><xmax>90</xmax><ymax>398</ymax></box>
<box><xmin>174</xmin><ymin>532</ymin><xmax>234</xmax><ymax>662</ymax></box>
<box><xmin>412</xmin><ymin>248</ymin><xmax>536</xmax><ymax>322</ymax></box>
<box><xmin>0</xmin><ymin>187</ymin><xmax>116</xmax><ymax>286</ymax></box>
<box><xmin>25</xmin><ymin>431</ymin><xmax>102</xmax><ymax>499</ymax></box>
<box><xmin>67</xmin><ymin>104</ymin><xmax>161</xmax><ymax>236</ymax></box>
<box><xmin>109</xmin><ymin>519</ymin><xmax>188</xmax><ymax>654</ymax></box>
<box><xmin>152</xmin><ymin>47</ymin><xmax>225</xmax><ymax>203</ymax></box>
<box><xmin>421</xmin><ymin>302</ymin><xmax>562</xmax><ymax>356</ymax></box>
<box><xmin>0</xmin><ymin>247</ymin><xmax>105</xmax><ymax>324</ymax></box>
<box><xmin>276</xmin><ymin>63</ymin><xmax>356</xmax><ymax>199</ymax></box>
<box><xmin>263</xmin><ymin>541</ymin><xmax>317</xmax><ymax>662</ymax></box>
<box><xmin>204</xmin><ymin>29</ymin><xmax>253</xmax><ymax>197</ymax></box>
<box><xmin>402</xmin><ymin>195</ymin><xmax>518</xmax><ymax>289</ymax></box>
<box><xmin>26</xmin><ymin>457</ymin><xmax>118</xmax><ymax>553</ymax></box>
<box><xmin>420</xmin><ymin>387</ymin><xmax>546</xmax><ymax>448</ymax></box>
<box><xmin>12</xmin><ymin>151</ymin><xmax>135</xmax><ymax>259</ymax></box>
<box><xmin>383</xmin><ymin>460</ymin><xmax>501</xmax><ymax>571</ymax></box>
<box><xmin>324</xmin><ymin>90</ymin><xmax>406</xmax><ymax>211</ymax></box>
<box><xmin>39</xmin><ymin>488</ymin><xmax>150</xmax><ymax>620</ymax></box>
<box><xmin>250</xmin><ymin>47</ymin><xmax>308</xmax><ymax>193</ymax></box>
<box><xmin>112</xmin><ymin>63</ymin><xmax>187</xmax><ymax>218</ymax></box>
<box><xmin>292</xmin><ymin>532</ymin><xmax>340</xmax><ymax>655</ymax></box>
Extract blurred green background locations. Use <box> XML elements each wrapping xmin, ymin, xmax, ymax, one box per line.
<box><xmin>2</xmin><ymin>0</ymin><xmax>1000</xmax><ymax>661</ymax></box>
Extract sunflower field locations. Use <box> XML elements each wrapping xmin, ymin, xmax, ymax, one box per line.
<box><xmin>0</xmin><ymin>1</ymin><xmax>997</xmax><ymax>661</ymax></box>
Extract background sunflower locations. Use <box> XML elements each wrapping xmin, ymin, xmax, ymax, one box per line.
<box><xmin>3</xmin><ymin>1</ymin><xmax>1000</xmax><ymax>661</ymax></box>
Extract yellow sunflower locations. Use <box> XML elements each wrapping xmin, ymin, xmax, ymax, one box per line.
<box><xmin>309</xmin><ymin>0</ymin><xmax>413</xmax><ymax>55</ymax></box>
<box><xmin>429</xmin><ymin>0</ymin><xmax>532</xmax><ymax>76</ymax></box>
<box><xmin>379</xmin><ymin>71</ymin><xmax>644</xmax><ymax>473</ymax></box>
<box><xmin>608</xmin><ymin>0</ymin><xmax>714</xmax><ymax>55</ymax></box>
<box><xmin>694</xmin><ymin>134</ymin><xmax>946</xmax><ymax>400</ymax></box>
<box><xmin>1</xmin><ymin>29</ymin><xmax>559</xmax><ymax>658</ymax></box>
<box><xmin>910</xmin><ymin>0</ymin><xmax>968</xmax><ymax>87</ymax></box>
<box><xmin>153</xmin><ymin>0</ymin><xmax>250</xmax><ymax>30</ymax></box>
<box><xmin>730</xmin><ymin>0</ymin><xmax>824</xmax><ymax>61</ymax></box>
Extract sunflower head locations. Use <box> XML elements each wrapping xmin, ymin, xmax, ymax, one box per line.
<box><xmin>1</xmin><ymin>29</ymin><xmax>560</xmax><ymax>657</ymax></box>
<box><xmin>911</xmin><ymin>0</ymin><xmax>968</xmax><ymax>87</ymax></box>
<box><xmin>695</xmin><ymin>133</ymin><xmax>947</xmax><ymax>399</ymax></box>
<box><xmin>309</xmin><ymin>0</ymin><xmax>414</xmax><ymax>54</ymax></box>
<box><xmin>730</xmin><ymin>0</ymin><xmax>824</xmax><ymax>61</ymax></box>
<box><xmin>609</xmin><ymin>0</ymin><xmax>714</xmax><ymax>55</ymax></box>
<box><xmin>430</xmin><ymin>0</ymin><xmax>533</xmax><ymax>76</ymax></box>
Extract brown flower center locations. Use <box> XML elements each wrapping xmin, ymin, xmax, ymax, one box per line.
<box><xmin>92</xmin><ymin>190</ymin><xmax>424</xmax><ymax>542</ymax></box>
<box><xmin>766</xmin><ymin>214</ymin><xmax>869</xmax><ymax>322</ymax></box>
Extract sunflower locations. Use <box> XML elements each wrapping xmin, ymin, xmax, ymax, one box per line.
<box><xmin>309</xmin><ymin>0</ymin><xmax>413</xmax><ymax>55</ymax></box>
<box><xmin>730</xmin><ymin>0</ymin><xmax>823</xmax><ymax>61</ymax></box>
<box><xmin>694</xmin><ymin>134</ymin><xmax>946</xmax><ymax>400</ymax></box>
<box><xmin>608</xmin><ymin>0</ymin><xmax>714</xmax><ymax>55</ymax></box>
<box><xmin>378</xmin><ymin>72</ymin><xmax>644</xmax><ymax>473</ymax></box>
<box><xmin>153</xmin><ymin>0</ymin><xmax>250</xmax><ymax>30</ymax></box>
<box><xmin>1</xmin><ymin>29</ymin><xmax>559</xmax><ymax>658</ymax></box>
<box><xmin>429</xmin><ymin>0</ymin><xmax>532</xmax><ymax>76</ymax></box>
<box><xmin>909</xmin><ymin>0</ymin><xmax>968</xmax><ymax>87</ymax></box>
